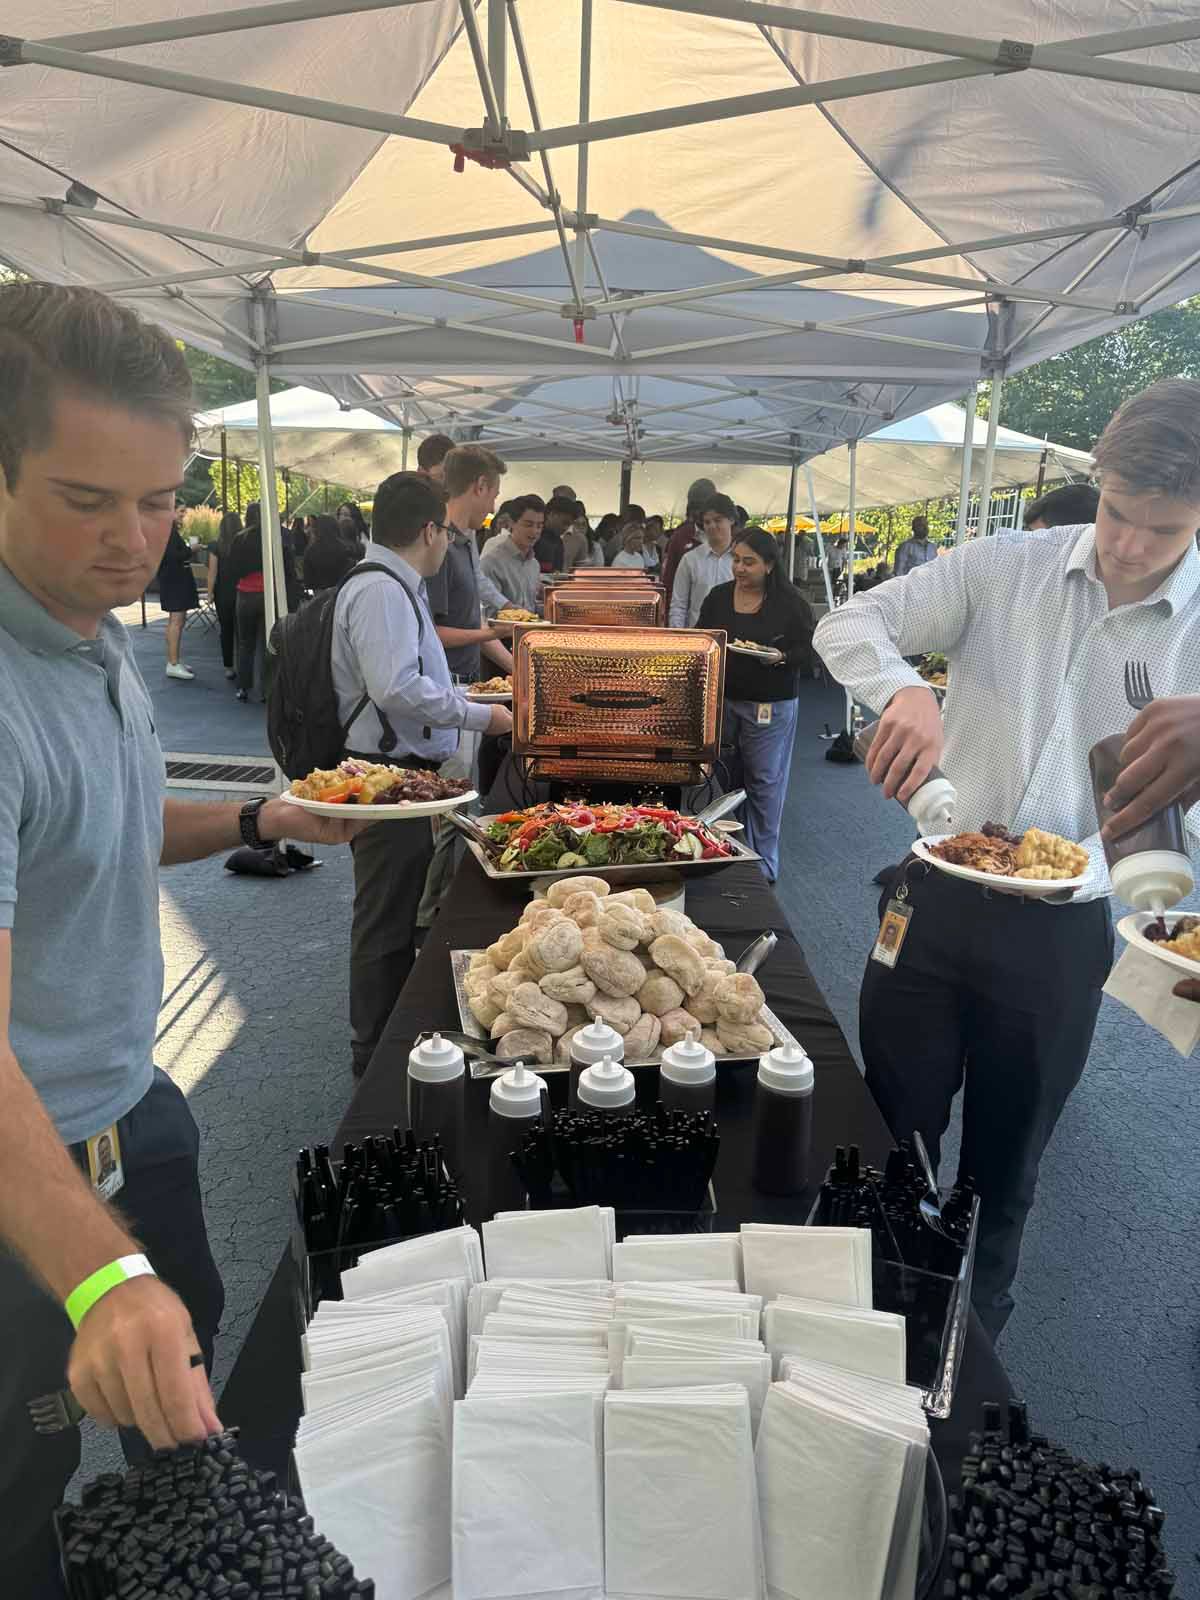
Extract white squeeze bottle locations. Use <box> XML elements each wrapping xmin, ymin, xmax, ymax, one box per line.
<box><xmin>569</xmin><ymin>1019</ymin><xmax>625</xmax><ymax>1109</ymax></box>
<box><xmin>406</xmin><ymin>1033</ymin><xmax>465</xmax><ymax>1176</ymax></box>
<box><xmin>659</xmin><ymin>1029</ymin><xmax>717</xmax><ymax>1114</ymax></box>
<box><xmin>576</xmin><ymin>1056</ymin><xmax>636</xmax><ymax>1118</ymax></box>
<box><xmin>488</xmin><ymin>1061</ymin><xmax>548</xmax><ymax>1213</ymax></box>
<box><xmin>853</xmin><ymin>720</ymin><xmax>956</xmax><ymax>835</ymax></box>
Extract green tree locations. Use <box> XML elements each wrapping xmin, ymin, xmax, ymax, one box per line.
<box><xmin>979</xmin><ymin>296</ymin><xmax>1200</xmax><ymax>451</ymax></box>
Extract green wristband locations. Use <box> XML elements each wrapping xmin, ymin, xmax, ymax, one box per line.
<box><xmin>65</xmin><ymin>1253</ymin><xmax>156</xmax><ymax>1331</ymax></box>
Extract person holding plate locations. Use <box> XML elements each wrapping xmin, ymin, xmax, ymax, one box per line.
<box><xmin>698</xmin><ymin>528</ymin><xmax>815</xmax><ymax>882</ymax></box>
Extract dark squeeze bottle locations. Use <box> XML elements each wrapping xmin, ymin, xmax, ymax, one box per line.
<box><xmin>1089</xmin><ymin>733</ymin><xmax>1194</xmax><ymax>911</ymax></box>
<box><xmin>658</xmin><ymin>1029</ymin><xmax>717</xmax><ymax>1114</ymax></box>
<box><xmin>406</xmin><ymin>1033</ymin><xmax>465</xmax><ymax>1177</ymax></box>
<box><xmin>751</xmin><ymin>1043</ymin><xmax>814</xmax><ymax>1196</ymax></box>
<box><xmin>487</xmin><ymin>1061</ymin><xmax>548</xmax><ymax>1214</ymax></box>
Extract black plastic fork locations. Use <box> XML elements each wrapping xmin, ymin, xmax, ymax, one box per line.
<box><xmin>1124</xmin><ymin>659</ymin><xmax>1154</xmax><ymax>711</ymax></box>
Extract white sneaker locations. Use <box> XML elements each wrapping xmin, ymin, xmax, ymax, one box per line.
<box><xmin>166</xmin><ymin>663</ymin><xmax>195</xmax><ymax>681</ymax></box>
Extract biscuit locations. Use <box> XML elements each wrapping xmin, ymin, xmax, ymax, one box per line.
<box><xmin>489</xmin><ymin>1010</ymin><xmax>514</xmax><ymax>1039</ymax></box>
<box><xmin>539</xmin><ymin>964</ymin><xmax>597</xmax><ymax>1004</ymax></box>
<box><xmin>581</xmin><ymin>944</ymin><xmax>646</xmax><ymax>999</ymax></box>
<box><xmin>649</xmin><ymin>909</ymin><xmax>690</xmax><ymax>940</ymax></box>
<box><xmin>546</xmin><ymin>875</ymin><xmax>611</xmax><ymax>908</ymax></box>
<box><xmin>463</xmin><ymin>962</ymin><xmax>497</xmax><ymax>998</ymax></box>
<box><xmin>508</xmin><ymin>981</ymin><xmax>570</xmax><ymax>1036</ymax></box>
<box><xmin>715</xmin><ymin>1018</ymin><xmax>774</xmax><ymax>1054</ymax></box>
<box><xmin>528</xmin><ymin>918</ymin><xmax>584</xmax><ymax>974</ymax></box>
<box><xmin>659</xmin><ymin>1007</ymin><xmax>703</xmax><ymax>1048</ymax></box>
<box><xmin>469</xmin><ymin>992</ymin><xmax>504</xmax><ymax>1029</ymax></box>
<box><xmin>648</xmin><ymin>934</ymin><xmax>706</xmax><ymax>996</ymax></box>
<box><xmin>636</xmin><ymin>971</ymin><xmax>685</xmax><ymax>1017</ymax></box>
<box><xmin>561</xmin><ymin>890</ymin><xmax>604</xmax><ymax>927</ymax></box>
<box><xmin>607</xmin><ymin>888</ymin><xmax>658</xmax><ymax>916</ymax></box>
<box><xmin>714</xmin><ymin>973</ymin><xmax>766</xmax><ymax>1024</ymax></box>
<box><xmin>495</xmin><ymin>1028</ymin><xmax>554</xmax><ymax>1064</ymax></box>
<box><xmin>584</xmin><ymin>992</ymin><xmax>642</xmax><ymax>1034</ymax></box>
<box><xmin>687</xmin><ymin>986</ymin><xmax>721</xmax><ymax>1025</ymax></box>
<box><xmin>487</xmin><ymin>969</ymin><xmax>527</xmax><ymax>1009</ymax></box>
<box><xmin>598</xmin><ymin>902</ymin><xmax>651</xmax><ymax>951</ymax></box>
<box><xmin>486</xmin><ymin>927</ymin><xmax>527</xmax><ymax>970</ymax></box>
<box><xmin>624</xmin><ymin>1012</ymin><xmax>663</xmax><ymax>1058</ymax></box>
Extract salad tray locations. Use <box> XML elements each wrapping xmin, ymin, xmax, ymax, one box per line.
<box><xmin>454</xmin><ymin>808</ymin><xmax>761</xmax><ymax>884</ymax></box>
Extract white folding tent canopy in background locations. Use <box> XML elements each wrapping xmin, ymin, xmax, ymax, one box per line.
<box><xmin>2</xmin><ymin>0</ymin><xmax>1200</xmax><ymax>624</ymax></box>
<box><xmin>195</xmin><ymin>387</ymin><xmax>1093</xmax><ymax>514</ymax></box>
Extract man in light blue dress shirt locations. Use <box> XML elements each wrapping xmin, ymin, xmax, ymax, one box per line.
<box><xmin>331</xmin><ymin>472</ymin><xmax>513</xmax><ymax>1075</ymax></box>
<box><xmin>669</xmin><ymin>493</ymin><xmax>737</xmax><ymax>628</ymax></box>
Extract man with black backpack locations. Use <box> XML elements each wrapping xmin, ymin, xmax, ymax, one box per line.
<box><xmin>331</xmin><ymin>473</ymin><xmax>510</xmax><ymax>1076</ymax></box>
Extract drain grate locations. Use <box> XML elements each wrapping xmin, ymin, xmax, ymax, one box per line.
<box><xmin>164</xmin><ymin>753</ymin><xmax>276</xmax><ymax>791</ymax></box>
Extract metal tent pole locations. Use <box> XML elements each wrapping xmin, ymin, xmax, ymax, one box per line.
<box><xmin>784</xmin><ymin>458</ymin><xmax>798</xmax><ymax>580</ymax></box>
<box><xmin>977</xmin><ymin>372</ymin><xmax>1005</xmax><ymax>538</ymax></box>
<box><xmin>843</xmin><ymin>438</ymin><xmax>858</xmax><ymax>732</ymax></box>
<box><xmin>619</xmin><ymin>459</ymin><xmax>633</xmax><ymax>516</ymax></box>
<box><xmin>1035</xmin><ymin>447</ymin><xmax>1048</xmax><ymax>496</ymax></box>
<box><xmin>401</xmin><ymin>427</ymin><xmax>411</xmax><ymax>471</ymax></box>
<box><xmin>253</xmin><ymin>303</ymin><xmax>288</xmax><ymax>638</ymax></box>
<box><xmin>220</xmin><ymin>428</ymin><xmax>228</xmax><ymax>515</ymax></box>
<box><xmin>806</xmin><ymin>466</ymin><xmax>835</xmax><ymax>614</ymax></box>
<box><xmin>954</xmin><ymin>382</ymin><xmax>978</xmax><ymax>545</ymax></box>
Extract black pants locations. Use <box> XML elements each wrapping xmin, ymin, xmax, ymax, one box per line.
<box><xmin>5</xmin><ymin>1071</ymin><xmax>225</xmax><ymax>1599</ymax></box>
<box><xmin>235</xmin><ymin>589</ymin><xmax>266</xmax><ymax>698</ymax></box>
<box><xmin>350</xmin><ymin>808</ymin><xmax>435</xmax><ymax>1074</ymax></box>
<box><xmin>859</xmin><ymin>864</ymin><xmax>1113</xmax><ymax>1341</ymax></box>
<box><xmin>215</xmin><ymin>586</ymin><xmax>237</xmax><ymax>671</ymax></box>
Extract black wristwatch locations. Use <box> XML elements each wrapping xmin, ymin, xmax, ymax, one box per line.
<box><xmin>239</xmin><ymin>796</ymin><xmax>271</xmax><ymax>850</ymax></box>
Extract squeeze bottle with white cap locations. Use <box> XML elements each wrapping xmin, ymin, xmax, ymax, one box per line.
<box><xmin>751</xmin><ymin>1042</ymin><xmax>814</xmax><ymax>1196</ymax></box>
<box><xmin>488</xmin><ymin>1060</ymin><xmax>548</xmax><ymax>1212</ymax></box>
<box><xmin>853</xmin><ymin>720</ymin><xmax>956</xmax><ymax>836</ymax></box>
<box><xmin>577</xmin><ymin>1056</ymin><xmax>636</xmax><ymax>1118</ymax></box>
<box><xmin>1089</xmin><ymin>734</ymin><xmax>1195</xmax><ymax>912</ymax></box>
<box><xmin>569</xmin><ymin>1019</ymin><xmax>625</xmax><ymax>1108</ymax></box>
<box><xmin>659</xmin><ymin>1029</ymin><xmax>717</xmax><ymax>1114</ymax></box>
<box><xmin>406</xmin><ymin>1032</ymin><xmax>465</xmax><ymax>1176</ymax></box>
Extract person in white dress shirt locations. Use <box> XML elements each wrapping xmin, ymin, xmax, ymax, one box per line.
<box><xmin>669</xmin><ymin>494</ymin><xmax>737</xmax><ymax>628</ymax></box>
<box><xmin>814</xmin><ymin>378</ymin><xmax>1200</xmax><ymax>1338</ymax></box>
<box><xmin>611</xmin><ymin>526</ymin><xmax>649</xmax><ymax>570</ymax></box>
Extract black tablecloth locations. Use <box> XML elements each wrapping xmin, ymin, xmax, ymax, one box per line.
<box><xmin>221</xmin><ymin>760</ymin><xmax>1010</xmax><ymax>1515</ymax></box>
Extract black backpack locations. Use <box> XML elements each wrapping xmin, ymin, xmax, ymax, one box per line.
<box><xmin>267</xmin><ymin>563</ymin><xmax>423</xmax><ymax>778</ymax></box>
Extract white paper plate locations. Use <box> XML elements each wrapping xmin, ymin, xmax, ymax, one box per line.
<box><xmin>1117</xmin><ymin>912</ymin><xmax>1200</xmax><ymax>977</ymax></box>
<box><xmin>465</xmin><ymin>691</ymin><xmax>512</xmax><ymax>703</ymax></box>
<box><xmin>912</xmin><ymin>835</ymin><xmax>1088</xmax><ymax>898</ymax></box>
<box><xmin>727</xmin><ymin>642</ymin><xmax>783</xmax><ymax>661</ymax></box>
<box><xmin>281</xmin><ymin>787</ymin><xmax>478</xmax><ymax>820</ymax></box>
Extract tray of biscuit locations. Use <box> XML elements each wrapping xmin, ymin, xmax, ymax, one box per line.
<box><xmin>452</xmin><ymin>876</ymin><xmax>799</xmax><ymax>1073</ymax></box>
<box><xmin>912</xmin><ymin>823</ymin><xmax>1089</xmax><ymax>898</ymax></box>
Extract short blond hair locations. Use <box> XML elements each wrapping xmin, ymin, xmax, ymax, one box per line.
<box><xmin>1093</xmin><ymin>378</ymin><xmax>1200</xmax><ymax>499</ymax></box>
<box><xmin>443</xmin><ymin>443</ymin><xmax>507</xmax><ymax>498</ymax></box>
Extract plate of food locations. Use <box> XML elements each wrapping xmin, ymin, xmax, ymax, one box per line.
<box><xmin>727</xmin><ymin>639</ymin><xmax>784</xmax><ymax>663</ymax></box>
<box><xmin>1116</xmin><ymin>912</ymin><xmax>1200</xmax><ymax>978</ymax></box>
<box><xmin>912</xmin><ymin>824</ymin><xmax>1089</xmax><ymax>898</ymax></box>
<box><xmin>465</xmin><ymin>674</ymin><xmax>513</xmax><ymax>703</ymax></box>
<box><xmin>918</xmin><ymin>652</ymin><xmax>948</xmax><ymax>690</ymax></box>
<box><xmin>282</xmin><ymin>761</ymin><xmax>478</xmax><ymax>819</ymax></box>
<box><xmin>452</xmin><ymin>886</ymin><xmax>798</xmax><ymax>1072</ymax></box>
<box><xmin>490</xmin><ymin>607</ymin><xmax>551</xmax><ymax>627</ymax></box>
<box><xmin>451</xmin><ymin>800</ymin><xmax>758</xmax><ymax>881</ymax></box>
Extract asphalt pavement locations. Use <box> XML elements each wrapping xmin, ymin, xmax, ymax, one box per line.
<box><xmin>72</xmin><ymin>603</ymin><xmax>1197</xmax><ymax>1593</ymax></box>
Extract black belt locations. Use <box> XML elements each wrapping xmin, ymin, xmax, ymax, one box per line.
<box><xmin>344</xmin><ymin>751</ymin><xmax>443</xmax><ymax>773</ymax></box>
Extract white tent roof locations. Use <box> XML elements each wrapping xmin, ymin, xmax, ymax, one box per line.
<box><xmin>194</xmin><ymin>385</ymin><xmax>1091</xmax><ymax>511</ymax></box>
<box><xmin>2</xmin><ymin>1</ymin><xmax>1200</xmax><ymax>464</ymax></box>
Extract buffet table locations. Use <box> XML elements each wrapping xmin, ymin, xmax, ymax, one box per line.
<box><xmin>220</xmin><ymin>761</ymin><xmax>1010</xmax><ymax>1523</ymax></box>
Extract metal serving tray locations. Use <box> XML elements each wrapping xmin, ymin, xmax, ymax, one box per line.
<box><xmin>458</xmin><ymin>811</ymin><xmax>761</xmax><ymax>884</ymax></box>
<box><xmin>451</xmin><ymin>949</ymin><xmax>799</xmax><ymax>1074</ymax></box>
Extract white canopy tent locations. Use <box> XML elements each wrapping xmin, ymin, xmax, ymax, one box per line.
<box><xmin>2</xmin><ymin>0</ymin><xmax>1200</xmax><ymax>624</ymax></box>
<box><xmin>195</xmin><ymin>386</ymin><xmax>1093</xmax><ymax>514</ymax></box>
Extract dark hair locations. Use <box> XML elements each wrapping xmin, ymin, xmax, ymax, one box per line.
<box><xmin>686</xmin><ymin>477</ymin><xmax>717</xmax><ymax>516</ymax></box>
<box><xmin>733</xmin><ymin>526</ymin><xmax>793</xmax><ymax>597</ymax></box>
<box><xmin>310</xmin><ymin>514</ymin><xmax>342</xmax><ymax>541</ymax></box>
<box><xmin>552</xmin><ymin>483</ymin><xmax>576</xmax><ymax>500</ymax></box>
<box><xmin>545</xmin><ymin>494</ymin><xmax>577</xmax><ymax>519</ymax></box>
<box><xmin>0</xmin><ymin>282</ymin><xmax>193</xmax><ymax>488</ymax></box>
<box><xmin>701</xmin><ymin>492</ymin><xmax>738</xmax><ymax>524</ymax></box>
<box><xmin>1092</xmin><ymin>379</ymin><xmax>1200</xmax><ymax>498</ymax></box>
<box><xmin>595</xmin><ymin>512</ymin><xmax>620</xmax><ymax>536</ymax></box>
<box><xmin>416</xmin><ymin>432</ymin><xmax>455</xmax><ymax>472</ymax></box>
<box><xmin>510</xmin><ymin>494</ymin><xmax>546</xmax><ymax>524</ymax></box>
<box><xmin>911</xmin><ymin>514</ymin><xmax>929</xmax><ymax>537</ymax></box>
<box><xmin>495</xmin><ymin>498</ymin><xmax>518</xmax><ymax>522</ymax></box>
<box><xmin>625</xmin><ymin>503</ymin><xmax>646</xmax><ymax>524</ymax></box>
<box><xmin>371</xmin><ymin>471</ymin><xmax>447</xmax><ymax>548</ymax></box>
<box><xmin>244</xmin><ymin>500</ymin><xmax>261</xmax><ymax>530</ymax></box>
<box><xmin>1023</xmin><ymin>482</ymin><xmax>1101</xmax><ymax>529</ymax></box>
<box><xmin>444</xmin><ymin>443</ymin><xmax>506</xmax><ymax>498</ymax></box>
<box><xmin>217</xmin><ymin>510</ymin><xmax>242</xmax><ymax>558</ymax></box>
<box><xmin>336</xmin><ymin>500</ymin><xmax>369</xmax><ymax>535</ymax></box>
<box><xmin>573</xmin><ymin>500</ymin><xmax>588</xmax><ymax>519</ymax></box>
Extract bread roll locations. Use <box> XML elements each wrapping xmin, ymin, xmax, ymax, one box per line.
<box><xmin>607</xmin><ymin>887</ymin><xmax>657</xmax><ymax>916</ymax></box>
<box><xmin>649</xmin><ymin>908</ymin><xmax>690</xmax><ymax>941</ymax></box>
<box><xmin>636</xmin><ymin>971</ymin><xmax>685</xmax><ymax>1017</ymax></box>
<box><xmin>508</xmin><ymin>981</ymin><xmax>570</xmax><ymax>1036</ymax></box>
<box><xmin>648</xmin><ymin>934</ymin><xmax>706</xmax><ymax>996</ymax></box>
<box><xmin>496</xmin><ymin>1028</ymin><xmax>553</xmax><ymax>1064</ymax></box>
<box><xmin>585</xmin><ymin>992</ymin><xmax>641</xmax><ymax>1034</ymax></box>
<box><xmin>539</xmin><ymin>964</ymin><xmax>597</xmax><ymax>1004</ymax></box>
<box><xmin>469</xmin><ymin>950</ymin><xmax>493</xmax><ymax>971</ymax></box>
<box><xmin>556</xmin><ymin>1024</ymin><xmax>586</xmax><ymax>1063</ymax></box>
<box><xmin>489</xmin><ymin>1010</ymin><xmax>514</xmax><ymax>1039</ymax></box>
<box><xmin>687</xmin><ymin>986</ymin><xmax>721</xmax><ymax>1025</ymax></box>
<box><xmin>715</xmin><ymin>1018</ymin><xmax>774</xmax><ymax>1054</ymax></box>
<box><xmin>685</xmin><ymin>928</ymin><xmax>722</xmax><ymax>960</ymax></box>
<box><xmin>463</xmin><ymin>962</ymin><xmax>497</xmax><ymax>998</ymax></box>
<box><xmin>528</xmin><ymin>918</ymin><xmax>583</xmax><ymax>974</ymax></box>
<box><xmin>714</xmin><ymin>972</ymin><xmax>766</xmax><ymax>1024</ymax></box>
<box><xmin>659</xmin><ymin>1007</ymin><xmax>702</xmax><ymax>1048</ymax></box>
<box><xmin>487</xmin><ymin>927</ymin><xmax>527</xmax><ymax>970</ymax></box>
<box><xmin>547</xmin><ymin>874</ymin><xmax>611</xmax><ymax>908</ymax></box>
<box><xmin>700</xmin><ymin>1027</ymin><xmax>727</xmax><ymax>1056</ymax></box>
<box><xmin>708</xmin><ymin>957</ymin><xmax>737</xmax><ymax>976</ymax></box>
<box><xmin>487</xmin><ymin>968</ymin><xmax>526</xmax><ymax>1009</ymax></box>
<box><xmin>562</xmin><ymin>1001</ymin><xmax>591</xmax><ymax>1031</ymax></box>
<box><xmin>469</xmin><ymin>992</ymin><xmax>504</xmax><ymax>1029</ymax></box>
<box><xmin>581</xmin><ymin>944</ymin><xmax>646</xmax><ymax>999</ymax></box>
<box><xmin>624</xmin><ymin>1011</ymin><xmax>663</xmax><ymax>1058</ymax></box>
<box><xmin>598</xmin><ymin>902</ymin><xmax>651</xmax><ymax>951</ymax></box>
<box><xmin>561</xmin><ymin>889</ymin><xmax>604</xmax><ymax>927</ymax></box>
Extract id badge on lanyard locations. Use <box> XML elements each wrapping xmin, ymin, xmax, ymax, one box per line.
<box><xmin>871</xmin><ymin>885</ymin><xmax>914</xmax><ymax>969</ymax></box>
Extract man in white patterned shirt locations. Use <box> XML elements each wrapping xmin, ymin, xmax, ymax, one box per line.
<box><xmin>815</xmin><ymin>379</ymin><xmax>1200</xmax><ymax>1339</ymax></box>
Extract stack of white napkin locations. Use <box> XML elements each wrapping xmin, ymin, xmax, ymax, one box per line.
<box><xmin>611</xmin><ymin>1283</ymin><xmax>762</xmax><ymax>1382</ymax></box>
<box><xmin>762</xmin><ymin>1296</ymin><xmax>906</xmax><ymax>1383</ymax></box>
<box><xmin>467</xmin><ymin>1278</ymin><xmax>614</xmax><ymax>1339</ymax></box>
<box><xmin>756</xmin><ymin>1355</ymin><xmax>929</xmax><ymax>1600</ymax></box>
<box><xmin>621</xmin><ymin>1327</ymin><xmax>773</xmax><ymax>1434</ymax></box>
<box><xmin>740</xmin><ymin>1223</ymin><xmax>873</xmax><ymax>1308</ymax></box>
<box><xmin>605</xmin><ymin>1386</ymin><xmax>763</xmax><ymax>1600</ymax></box>
<box><xmin>470</xmin><ymin>1284</ymin><xmax>615</xmax><ymax>1387</ymax></box>
<box><xmin>294</xmin><ymin>1299</ymin><xmax>456</xmax><ymax>1600</ymax></box>
<box><xmin>482</xmin><ymin>1206</ymin><xmax>615</xmax><ymax>1280</ymax></box>
<box><xmin>612</xmin><ymin>1233</ymin><xmax>743</xmax><ymax>1286</ymax></box>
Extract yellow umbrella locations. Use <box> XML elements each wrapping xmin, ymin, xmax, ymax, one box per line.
<box><xmin>821</xmin><ymin>514</ymin><xmax>877</xmax><ymax>536</ymax></box>
<box><xmin>762</xmin><ymin>514</ymin><xmax>817</xmax><ymax>534</ymax></box>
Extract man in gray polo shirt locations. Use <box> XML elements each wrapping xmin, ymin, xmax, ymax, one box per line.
<box><xmin>0</xmin><ymin>283</ymin><xmax>362</xmax><ymax>1597</ymax></box>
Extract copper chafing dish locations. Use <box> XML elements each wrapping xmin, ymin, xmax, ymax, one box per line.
<box><xmin>545</xmin><ymin>583</ymin><xmax>665</xmax><ymax>627</ymax></box>
<box><xmin>512</xmin><ymin>623</ymin><xmax>724</xmax><ymax>784</ymax></box>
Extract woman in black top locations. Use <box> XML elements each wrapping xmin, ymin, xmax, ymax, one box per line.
<box><xmin>157</xmin><ymin>519</ymin><xmax>201</xmax><ymax>681</ymax></box>
<box><xmin>207</xmin><ymin>510</ymin><xmax>242</xmax><ymax>678</ymax></box>
<box><xmin>698</xmin><ymin>528</ymin><xmax>815</xmax><ymax>882</ymax></box>
<box><xmin>303</xmin><ymin>513</ymin><xmax>360</xmax><ymax>592</ymax></box>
